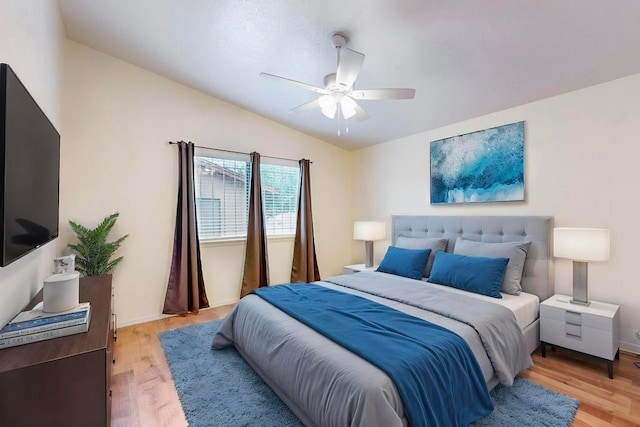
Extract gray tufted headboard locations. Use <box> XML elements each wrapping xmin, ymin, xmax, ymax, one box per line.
<box><xmin>392</xmin><ymin>215</ymin><xmax>553</xmax><ymax>301</ymax></box>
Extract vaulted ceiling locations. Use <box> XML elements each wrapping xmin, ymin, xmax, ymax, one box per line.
<box><xmin>58</xmin><ymin>1</ymin><xmax>640</xmax><ymax>149</ymax></box>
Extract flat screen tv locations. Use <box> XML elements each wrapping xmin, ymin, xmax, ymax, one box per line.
<box><xmin>1</xmin><ymin>63</ymin><xmax>60</xmax><ymax>267</ymax></box>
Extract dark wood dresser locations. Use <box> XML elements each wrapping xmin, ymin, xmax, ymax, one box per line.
<box><xmin>0</xmin><ymin>274</ymin><xmax>114</xmax><ymax>426</ymax></box>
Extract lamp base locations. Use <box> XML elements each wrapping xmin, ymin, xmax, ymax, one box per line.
<box><xmin>569</xmin><ymin>298</ymin><xmax>590</xmax><ymax>306</ymax></box>
<box><xmin>364</xmin><ymin>240</ymin><xmax>374</xmax><ymax>268</ymax></box>
<box><xmin>570</xmin><ymin>261</ymin><xmax>589</xmax><ymax>306</ymax></box>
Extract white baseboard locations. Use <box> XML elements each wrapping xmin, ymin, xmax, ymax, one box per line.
<box><xmin>116</xmin><ymin>298</ymin><xmax>239</xmax><ymax>328</ymax></box>
<box><xmin>209</xmin><ymin>298</ymin><xmax>239</xmax><ymax>308</ymax></box>
<box><xmin>117</xmin><ymin>313</ymin><xmax>172</xmax><ymax>328</ymax></box>
<box><xmin>620</xmin><ymin>340</ymin><xmax>640</xmax><ymax>355</ymax></box>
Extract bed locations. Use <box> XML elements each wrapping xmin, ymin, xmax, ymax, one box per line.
<box><xmin>213</xmin><ymin>215</ymin><xmax>553</xmax><ymax>426</ymax></box>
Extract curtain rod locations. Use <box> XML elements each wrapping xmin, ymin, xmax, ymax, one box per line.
<box><xmin>168</xmin><ymin>141</ymin><xmax>311</xmax><ymax>163</ymax></box>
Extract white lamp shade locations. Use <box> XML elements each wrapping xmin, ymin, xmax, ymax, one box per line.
<box><xmin>354</xmin><ymin>221</ymin><xmax>386</xmax><ymax>241</ymax></box>
<box><xmin>554</xmin><ymin>228</ymin><xmax>610</xmax><ymax>262</ymax></box>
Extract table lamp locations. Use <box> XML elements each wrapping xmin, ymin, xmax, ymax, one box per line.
<box><xmin>354</xmin><ymin>221</ymin><xmax>386</xmax><ymax>268</ymax></box>
<box><xmin>554</xmin><ymin>227</ymin><xmax>610</xmax><ymax>306</ymax></box>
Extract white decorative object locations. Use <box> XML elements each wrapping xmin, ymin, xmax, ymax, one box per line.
<box><xmin>43</xmin><ymin>271</ymin><xmax>80</xmax><ymax>313</ymax></box>
<box><xmin>553</xmin><ymin>227</ymin><xmax>610</xmax><ymax>306</ymax></box>
<box><xmin>353</xmin><ymin>221</ymin><xmax>386</xmax><ymax>268</ymax></box>
<box><xmin>53</xmin><ymin>254</ymin><xmax>76</xmax><ymax>274</ymax></box>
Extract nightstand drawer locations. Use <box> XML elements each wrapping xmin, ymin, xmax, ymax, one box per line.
<box><xmin>565</xmin><ymin>323</ymin><xmax>581</xmax><ymax>337</ymax></box>
<box><xmin>540</xmin><ymin>304</ymin><xmax>613</xmax><ymax>332</ymax></box>
<box><xmin>541</xmin><ymin>317</ymin><xmax>615</xmax><ymax>360</ymax></box>
<box><xmin>565</xmin><ymin>311</ymin><xmax>582</xmax><ymax>325</ymax></box>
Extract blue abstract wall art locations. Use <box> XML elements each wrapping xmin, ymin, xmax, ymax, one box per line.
<box><xmin>430</xmin><ymin>121</ymin><xmax>524</xmax><ymax>204</ymax></box>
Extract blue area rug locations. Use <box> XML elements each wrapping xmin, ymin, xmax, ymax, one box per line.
<box><xmin>159</xmin><ymin>320</ymin><xmax>579</xmax><ymax>427</ymax></box>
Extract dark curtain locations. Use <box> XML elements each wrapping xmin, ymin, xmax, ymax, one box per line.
<box><xmin>241</xmin><ymin>152</ymin><xmax>270</xmax><ymax>297</ymax></box>
<box><xmin>163</xmin><ymin>141</ymin><xmax>209</xmax><ymax>314</ymax></box>
<box><xmin>291</xmin><ymin>159</ymin><xmax>321</xmax><ymax>282</ymax></box>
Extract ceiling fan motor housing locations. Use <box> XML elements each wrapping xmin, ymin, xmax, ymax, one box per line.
<box><xmin>323</xmin><ymin>73</ymin><xmax>337</xmax><ymax>88</ymax></box>
<box><xmin>331</xmin><ymin>33</ymin><xmax>348</xmax><ymax>49</ymax></box>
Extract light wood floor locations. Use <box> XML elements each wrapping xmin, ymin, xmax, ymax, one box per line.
<box><xmin>112</xmin><ymin>306</ymin><xmax>640</xmax><ymax>427</ymax></box>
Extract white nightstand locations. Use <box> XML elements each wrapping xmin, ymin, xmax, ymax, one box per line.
<box><xmin>343</xmin><ymin>264</ymin><xmax>378</xmax><ymax>274</ymax></box>
<box><xmin>540</xmin><ymin>294</ymin><xmax>620</xmax><ymax>378</ymax></box>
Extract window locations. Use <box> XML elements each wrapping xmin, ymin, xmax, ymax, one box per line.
<box><xmin>194</xmin><ymin>150</ymin><xmax>300</xmax><ymax>241</ymax></box>
<box><xmin>196</xmin><ymin>198</ymin><xmax>222</xmax><ymax>237</ymax></box>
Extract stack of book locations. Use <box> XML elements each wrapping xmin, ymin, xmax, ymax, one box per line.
<box><xmin>0</xmin><ymin>302</ymin><xmax>91</xmax><ymax>349</ymax></box>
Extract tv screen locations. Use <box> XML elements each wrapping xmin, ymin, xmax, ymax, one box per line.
<box><xmin>1</xmin><ymin>63</ymin><xmax>60</xmax><ymax>266</ymax></box>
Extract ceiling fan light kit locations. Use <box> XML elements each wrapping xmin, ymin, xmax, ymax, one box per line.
<box><xmin>318</xmin><ymin>95</ymin><xmax>337</xmax><ymax>118</ymax></box>
<box><xmin>340</xmin><ymin>96</ymin><xmax>357</xmax><ymax>119</ymax></box>
<box><xmin>260</xmin><ymin>32</ymin><xmax>415</xmax><ymax>130</ymax></box>
<box><xmin>318</xmin><ymin>93</ymin><xmax>357</xmax><ymax>120</ymax></box>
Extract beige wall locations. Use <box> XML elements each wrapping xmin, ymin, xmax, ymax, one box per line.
<box><xmin>352</xmin><ymin>73</ymin><xmax>640</xmax><ymax>353</ymax></box>
<box><xmin>0</xmin><ymin>1</ymin><xmax>66</xmax><ymax>327</ymax></box>
<box><xmin>61</xmin><ymin>41</ymin><xmax>353</xmax><ymax>325</ymax></box>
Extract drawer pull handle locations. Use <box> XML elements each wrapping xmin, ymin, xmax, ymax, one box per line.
<box><xmin>565</xmin><ymin>323</ymin><xmax>582</xmax><ymax>337</ymax></box>
<box><xmin>565</xmin><ymin>311</ymin><xmax>582</xmax><ymax>325</ymax></box>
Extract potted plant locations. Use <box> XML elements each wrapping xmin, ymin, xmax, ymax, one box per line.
<box><xmin>68</xmin><ymin>212</ymin><xmax>129</xmax><ymax>277</ymax></box>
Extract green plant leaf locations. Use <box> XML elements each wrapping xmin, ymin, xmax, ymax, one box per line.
<box><xmin>67</xmin><ymin>212</ymin><xmax>128</xmax><ymax>277</ymax></box>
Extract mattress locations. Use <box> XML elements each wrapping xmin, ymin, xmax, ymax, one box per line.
<box><xmin>422</xmin><ymin>280</ymin><xmax>540</xmax><ymax>330</ymax></box>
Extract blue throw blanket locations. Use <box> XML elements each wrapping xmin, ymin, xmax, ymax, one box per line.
<box><xmin>254</xmin><ymin>284</ymin><xmax>493</xmax><ymax>427</ymax></box>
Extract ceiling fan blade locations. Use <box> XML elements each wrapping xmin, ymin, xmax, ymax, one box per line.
<box><xmin>354</xmin><ymin>103</ymin><xmax>369</xmax><ymax>121</ymax></box>
<box><xmin>289</xmin><ymin>98</ymin><xmax>320</xmax><ymax>114</ymax></box>
<box><xmin>260</xmin><ymin>72</ymin><xmax>328</xmax><ymax>94</ymax></box>
<box><xmin>352</xmin><ymin>88</ymin><xmax>416</xmax><ymax>100</ymax></box>
<box><xmin>335</xmin><ymin>48</ymin><xmax>364</xmax><ymax>89</ymax></box>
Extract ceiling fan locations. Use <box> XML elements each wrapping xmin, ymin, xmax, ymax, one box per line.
<box><xmin>260</xmin><ymin>33</ymin><xmax>416</xmax><ymax>122</ymax></box>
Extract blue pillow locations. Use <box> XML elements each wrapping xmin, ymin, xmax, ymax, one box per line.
<box><xmin>428</xmin><ymin>252</ymin><xmax>509</xmax><ymax>298</ymax></box>
<box><xmin>376</xmin><ymin>246</ymin><xmax>431</xmax><ymax>280</ymax></box>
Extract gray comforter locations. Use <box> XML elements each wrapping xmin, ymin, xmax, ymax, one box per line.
<box><xmin>212</xmin><ymin>272</ymin><xmax>533</xmax><ymax>426</ymax></box>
